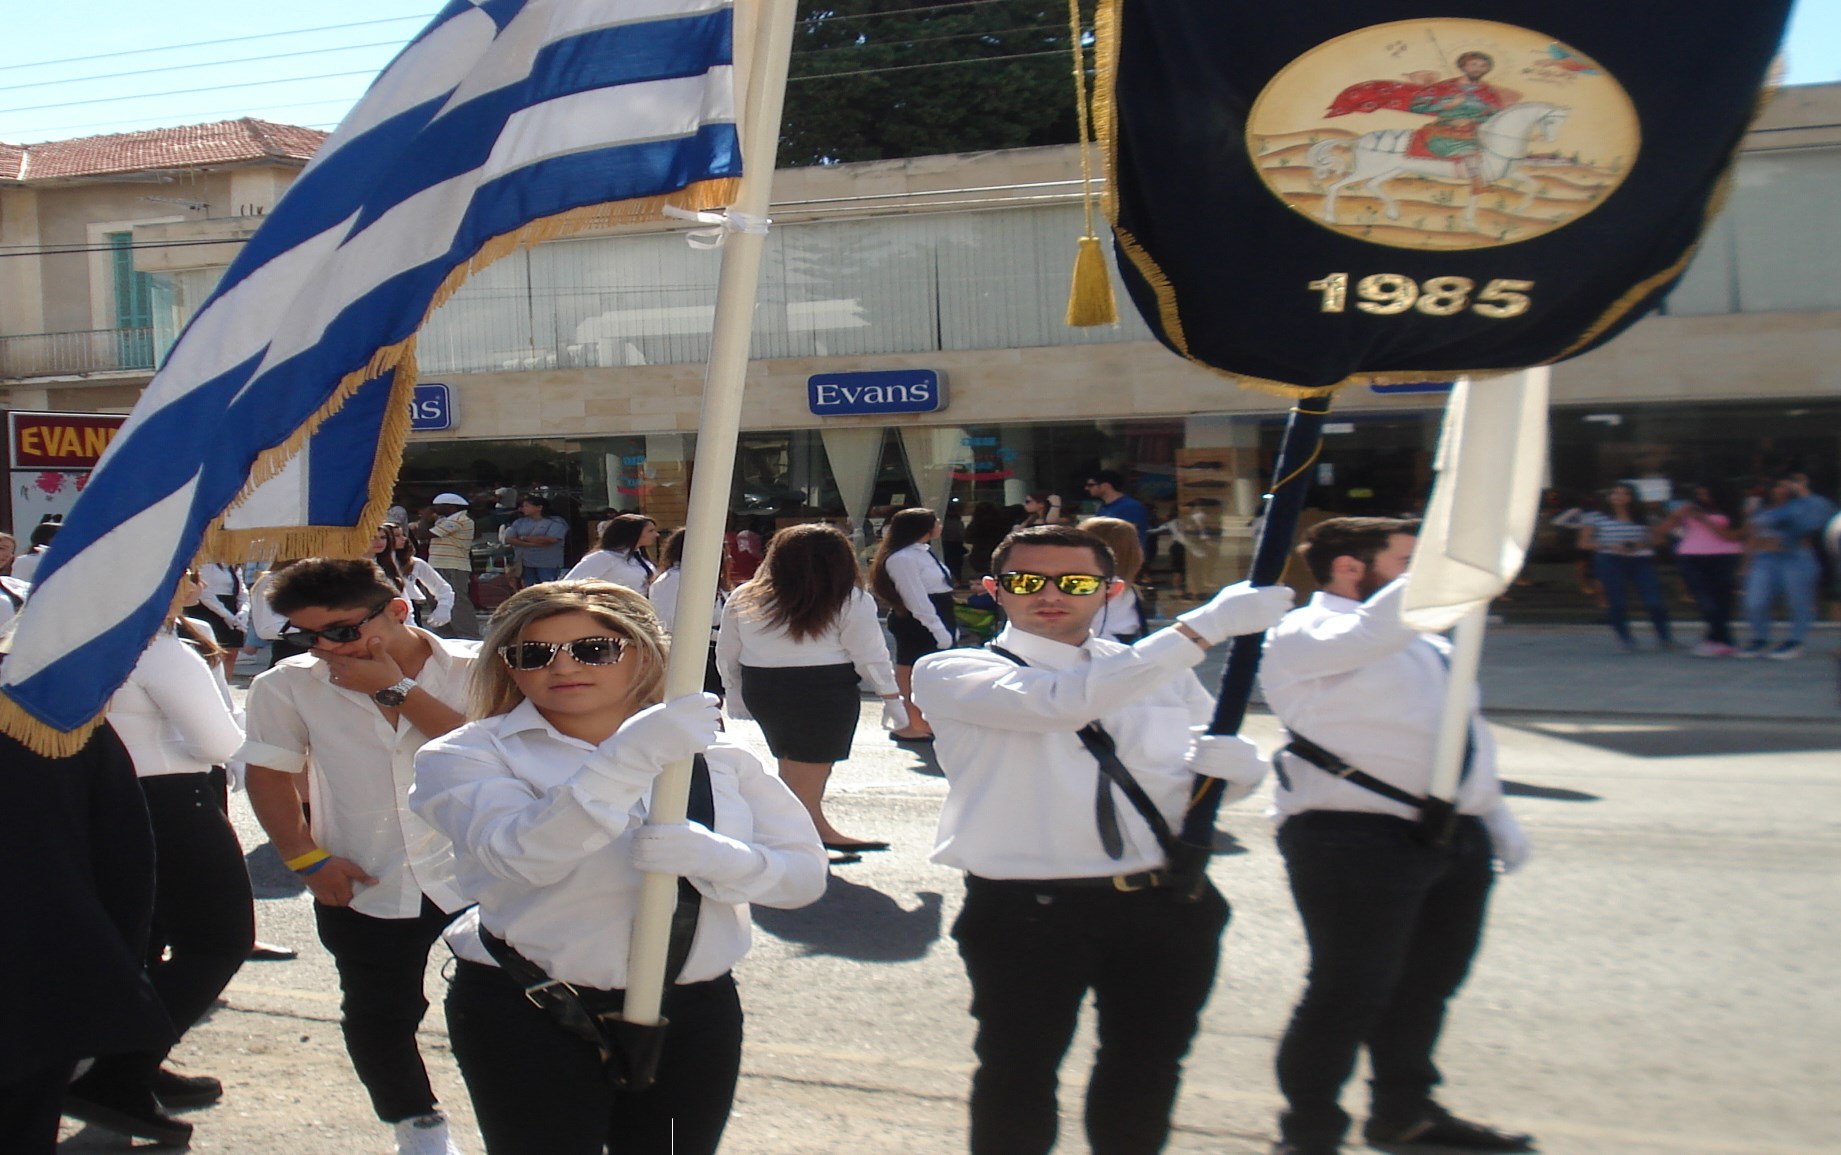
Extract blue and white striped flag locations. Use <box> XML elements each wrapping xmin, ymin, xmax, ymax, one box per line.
<box><xmin>1</xmin><ymin>0</ymin><xmax>742</xmax><ymax>749</ymax></box>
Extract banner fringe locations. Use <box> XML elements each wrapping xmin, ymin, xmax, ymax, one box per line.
<box><xmin>0</xmin><ymin>694</ymin><xmax>102</xmax><ymax>759</ymax></box>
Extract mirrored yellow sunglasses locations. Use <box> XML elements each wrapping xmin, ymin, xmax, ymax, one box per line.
<box><xmin>995</xmin><ymin>571</ymin><xmax>1109</xmax><ymax>596</ymax></box>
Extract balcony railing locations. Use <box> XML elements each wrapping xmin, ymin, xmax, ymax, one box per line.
<box><xmin>0</xmin><ymin>327</ymin><xmax>155</xmax><ymax>379</ymax></box>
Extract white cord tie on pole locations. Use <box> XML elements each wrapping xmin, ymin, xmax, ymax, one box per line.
<box><xmin>661</xmin><ymin>205</ymin><xmax>773</xmax><ymax>249</ymax></box>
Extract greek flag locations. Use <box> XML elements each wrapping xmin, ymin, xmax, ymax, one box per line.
<box><xmin>0</xmin><ymin>0</ymin><xmax>742</xmax><ymax>749</ymax></box>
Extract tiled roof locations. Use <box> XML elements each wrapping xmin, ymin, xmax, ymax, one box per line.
<box><xmin>0</xmin><ymin>118</ymin><xmax>326</xmax><ymax>184</ymax></box>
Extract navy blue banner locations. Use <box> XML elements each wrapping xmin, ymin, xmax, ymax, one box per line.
<box><xmin>1096</xmin><ymin>1</ymin><xmax>1793</xmax><ymax>392</ymax></box>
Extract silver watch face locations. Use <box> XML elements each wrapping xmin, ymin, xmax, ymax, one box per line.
<box><xmin>374</xmin><ymin>679</ymin><xmax>413</xmax><ymax>706</ymax></box>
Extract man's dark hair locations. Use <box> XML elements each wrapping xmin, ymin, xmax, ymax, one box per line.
<box><xmin>27</xmin><ymin>521</ymin><xmax>60</xmax><ymax>549</ymax></box>
<box><xmin>990</xmin><ymin>524</ymin><xmax>1116</xmax><ymax>580</ymax></box>
<box><xmin>1090</xmin><ymin>469</ymin><xmax>1126</xmax><ymax>492</ymax></box>
<box><xmin>1297</xmin><ymin>517</ymin><xmax>1421</xmax><ymax>585</ymax></box>
<box><xmin>267</xmin><ymin>558</ymin><xmax>399</xmax><ymax>617</ymax></box>
<box><xmin>520</xmin><ymin>493</ymin><xmax>551</xmax><ymax>516</ymax></box>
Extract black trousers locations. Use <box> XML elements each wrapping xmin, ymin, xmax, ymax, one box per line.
<box><xmin>314</xmin><ymin>896</ymin><xmax>457</xmax><ymax>1122</ymax></box>
<box><xmin>80</xmin><ymin>773</ymin><xmax>255</xmax><ymax>1093</ymax></box>
<box><xmin>1</xmin><ymin>1064</ymin><xmax>74</xmax><ymax>1155</ymax></box>
<box><xmin>445</xmin><ymin>959</ymin><xmax>743</xmax><ymax>1155</ymax></box>
<box><xmin>952</xmin><ymin>875</ymin><xmax>1231</xmax><ymax>1155</ymax></box>
<box><xmin>1274</xmin><ymin>812</ymin><xmax>1495</xmax><ymax>1147</ymax></box>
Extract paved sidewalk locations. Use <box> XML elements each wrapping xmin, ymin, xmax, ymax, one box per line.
<box><xmin>1186</xmin><ymin>623</ymin><xmax>1840</xmax><ymax>722</ymax></box>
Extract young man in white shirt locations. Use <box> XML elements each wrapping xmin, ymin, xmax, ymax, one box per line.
<box><xmin>1258</xmin><ymin>517</ymin><xmax>1532</xmax><ymax>1155</ymax></box>
<box><xmin>913</xmin><ymin>523</ymin><xmax>1294</xmax><ymax>1155</ymax></box>
<box><xmin>239</xmin><ymin>559</ymin><xmax>476</xmax><ymax>1155</ymax></box>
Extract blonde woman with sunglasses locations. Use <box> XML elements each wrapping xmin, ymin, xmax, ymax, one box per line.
<box><xmin>410</xmin><ymin>580</ymin><xmax>825</xmax><ymax>1155</ymax></box>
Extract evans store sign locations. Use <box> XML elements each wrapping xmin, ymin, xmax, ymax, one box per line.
<box><xmin>411</xmin><ymin>383</ymin><xmax>454</xmax><ymax>431</ymax></box>
<box><xmin>807</xmin><ymin>370</ymin><xmax>944</xmax><ymax>417</ymax></box>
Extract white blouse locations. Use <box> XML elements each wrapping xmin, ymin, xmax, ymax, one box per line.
<box><xmin>567</xmin><ymin>549</ymin><xmax>654</xmax><ymax>591</ymax></box>
<box><xmin>717</xmin><ymin>585</ymin><xmax>897</xmax><ymax>696</ymax></box>
<box><xmin>882</xmin><ymin>541</ymin><xmax>955</xmax><ymax>649</ymax></box>
<box><xmin>108</xmin><ymin>631</ymin><xmax>245</xmax><ymax>778</ymax></box>
<box><xmin>410</xmin><ymin>700</ymin><xmax>826</xmax><ymax>989</ymax></box>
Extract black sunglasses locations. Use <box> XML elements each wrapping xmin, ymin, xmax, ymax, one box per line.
<box><xmin>499</xmin><ymin>636</ymin><xmax>627</xmax><ymax>671</ymax></box>
<box><xmin>281</xmin><ymin>602</ymin><xmax>391</xmax><ymax>647</ymax></box>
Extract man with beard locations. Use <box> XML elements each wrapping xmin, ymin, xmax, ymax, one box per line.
<box><xmin>1258</xmin><ymin>517</ymin><xmax>1532</xmax><ymax>1155</ymax></box>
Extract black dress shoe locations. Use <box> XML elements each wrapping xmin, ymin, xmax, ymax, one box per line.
<box><xmin>152</xmin><ymin>1067</ymin><xmax>223</xmax><ymax>1109</ymax></box>
<box><xmin>1364</xmin><ymin>1107</ymin><xmax>1534</xmax><ymax>1151</ymax></box>
<box><xmin>821</xmin><ymin>839</ymin><xmax>891</xmax><ymax>853</ymax></box>
<box><xmin>63</xmin><ymin>1086</ymin><xmax>194</xmax><ymax>1146</ymax></box>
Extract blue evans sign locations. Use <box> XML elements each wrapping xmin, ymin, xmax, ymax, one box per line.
<box><xmin>807</xmin><ymin>370</ymin><xmax>944</xmax><ymax>417</ymax></box>
<box><xmin>411</xmin><ymin>383</ymin><xmax>453</xmax><ymax>431</ymax></box>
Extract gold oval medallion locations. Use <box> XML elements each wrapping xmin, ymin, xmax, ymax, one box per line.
<box><xmin>1246</xmin><ymin>19</ymin><xmax>1640</xmax><ymax>250</ymax></box>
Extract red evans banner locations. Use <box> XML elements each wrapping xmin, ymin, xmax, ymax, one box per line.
<box><xmin>10</xmin><ymin>412</ymin><xmax>125</xmax><ymax>470</ymax></box>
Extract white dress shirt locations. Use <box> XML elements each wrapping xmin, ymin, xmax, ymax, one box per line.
<box><xmin>195</xmin><ymin>562</ymin><xmax>249</xmax><ymax>632</ymax></box>
<box><xmin>884</xmin><ymin>541</ymin><xmax>955</xmax><ymax>648</ymax></box>
<box><xmin>1258</xmin><ymin>579</ymin><xmax>1503</xmax><ymax>824</ymax></box>
<box><xmin>913</xmin><ymin>623</ymin><xmax>1215</xmax><ymax>878</ymax></box>
<box><xmin>1092</xmin><ymin>585</ymin><xmax>1144</xmax><ymax>641</ymax></box>
<box><xmin>646</xmin><ymin>568</ymin><xmax>723</xmax><ymax>640</ymax></box>
<box><xmin>247</xmin><ymin>569</ymin><xmax>289</xmax><ymax>642</ymax></box>
<box><xmin>716</xmin><ymin>586</ymin><xmax>897</xmax><ymax>696</ymax></box>
<box><xmin>108</xmin><ymin>631</ymin><xmax>245</xmax><ymax>778</ymax></box>
<box><xmin>410</xmin><ymin>700</ymin><xmax>827</xmax><ymax>989</ymax></box>
<box><xmin>10</xmin><ymin>549</ymin><xmax>45</xmax><ymax>583</ymax></box>
<box><xmin>566</xmin><ymin>549</ymin><xmax>653</xmax><ymax>591</ymax></box>
<box><xmin>0</xmin><ymin>576</ymin><xmax>30</xmax><ymax>632</ymax></box>
<box><xmin>237</xmin><ymin>627</ymin><xmax>477</xmax><ymax>918</ymax></box>
<box><xmin>403</xmin><ymin>557</ymin><xmax>455</xmax><ymax>624</ymax></box>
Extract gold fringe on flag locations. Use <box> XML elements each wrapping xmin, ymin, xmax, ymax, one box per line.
<box><xmin>1064</xmin><ymin>0</ymin><xmax>1116</xmax><ymax>327</ymax></box>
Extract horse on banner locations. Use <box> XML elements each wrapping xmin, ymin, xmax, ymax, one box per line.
<box><xmin>1311</xmin><ymin>102</ymin><xmax>1569</xmax><ymax>232</ymax></box>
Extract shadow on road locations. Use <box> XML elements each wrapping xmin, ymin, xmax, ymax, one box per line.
<box><xmin>1503</xmin><ymin>721</ymin><xmax>1841</xmax><ymax>759</ymax></box>
<box><xmin>1501</xmin><ymin>780</ymin><xmax>1602</xmax><ymax>802</ymax></box>
<box><xmin>246</xmin><ymin>842</ymin><xmax>306</xmax><ymax>899</ymax></box>
<box><xmin>753</xmin><ymin>875</ymin><xmax>942</xmax><ymax>961</ymax></box>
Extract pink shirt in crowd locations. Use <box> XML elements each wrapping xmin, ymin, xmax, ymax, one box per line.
<box><xmin>1675</xmin><ymin>513</ymin><xmax>1744</xmax><ymax>556</ymax></box>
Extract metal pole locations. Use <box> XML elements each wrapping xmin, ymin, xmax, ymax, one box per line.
<box><xmin>624</xmin><ymin>0</ymin><xmax>798</xmax><ymax>1029</ymax></box>
<box><xmin>1168</xmin><ymin>391</ymin><xmax>1332</xmax><ymax>899</ymax></box>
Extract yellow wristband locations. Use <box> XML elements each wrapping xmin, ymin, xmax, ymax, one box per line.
<box><xmin>284</xmin><ymin>848</ymin><xmax>331</xmax><ymax>873</ymax></box>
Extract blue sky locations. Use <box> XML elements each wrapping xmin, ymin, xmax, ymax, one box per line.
<box><xmin>2</xmin><ymin>0</ymin><xmax>1837</xmax><ymax>143</ymax></box>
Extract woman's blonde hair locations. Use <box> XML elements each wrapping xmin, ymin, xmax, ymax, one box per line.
<box><xmin>469</xmin><ymin>580</ymin><xmax>671</xmax><ymax>719</ymax></box>
<box><xmin>1078</xmin><ymin>516</ymin><xmax>1144</xmax><ymax>584</ymax></box>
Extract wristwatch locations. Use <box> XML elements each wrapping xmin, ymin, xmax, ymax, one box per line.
<box><xmin>372</xmin><ymin>677</ymin><xmax>417</xmax><ymax>707</ymax></box>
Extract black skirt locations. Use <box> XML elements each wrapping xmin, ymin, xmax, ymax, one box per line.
<box><xmin>739</xmin><ymin>662</ymin><xmax>861</xmax><ymax>763</ymax></box>
<box><xmin>890</xmin><ymin>592</ymin><xmax>957</xmax><ymax>666</ymax></box>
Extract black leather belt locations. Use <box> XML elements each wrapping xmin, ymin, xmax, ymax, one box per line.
<box><xmin>969</xmin><ymin>870</ymin><xmax>1170</xmax><ymax>892</ymax></box>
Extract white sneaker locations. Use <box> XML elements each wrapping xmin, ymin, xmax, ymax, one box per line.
<box><xmin>394</xmin><ymin>1112</ymin><xmax>463</xmax><ymax>1155</ymax></box>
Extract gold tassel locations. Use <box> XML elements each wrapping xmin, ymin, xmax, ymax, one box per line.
<box><xmin>1064</xmin><ymin>0</ymin><xmax>1117</xmax><ymax>328</ymax></box>
<box><xmin>1066</xmin><ymin>234</ymin><xmax>1118</xmax><ymax>326</ymax></box>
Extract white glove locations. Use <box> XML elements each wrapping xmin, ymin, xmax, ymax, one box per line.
<box><xmin>1183</xmin><ymin>731</ymin><xmax>1268</xmax><ymax>805</ymax></box>
<box><xmin>427</xmin><ymin>612</ymin><xmax>451</xmax><ymax>628</ymax></box>
<box><xmin>631</xmin><ymin>821</ymin><xmax>763</xmax><ymax>885</ymax></box>
<box><xmin>1177</xmin><ymin>581</ymin><xmax>1296</xmax><ymax>645</ymax></box>
<box><xmin>880</xmin><ymin>698</ymin><xmax>911</xmax><ymax>731</ymax></box>
<box><xmin>600</xmin><ymin>693</ymin><xmax>721</xmax><ymax>774</ymax></box>
<box><xmin>725</xmin><ymin>693</ymin><xmax>754</xmax><ymax>723</ymax></box>
<box><xmin>1481</xmin><ymin>804</ymin><xmax>1531</xmax><ymax>874</ymax></box>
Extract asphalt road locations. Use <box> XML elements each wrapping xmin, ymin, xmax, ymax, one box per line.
<box><xmin>60</xmin><ymin>699</ymin><xmax>1841</xmax><ymax>1154</ymax></box>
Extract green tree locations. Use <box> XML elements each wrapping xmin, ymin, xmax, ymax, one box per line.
<box><xmin>778</xmin><ymin>0</ymin><xmax>1089</xmax><ymax>166</ymax></box>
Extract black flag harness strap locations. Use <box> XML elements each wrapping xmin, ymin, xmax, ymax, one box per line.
<box><xmin>477</xmin><ymin>753</ymin><xmax>715</xmax><ymax>1068</ymax></box>
<box><xmin>986</xmin><ymin>643</ymin><xmax>1176</xmax><ymax>890</ymax></box>
<box><xmin>1278</xmin><ymin>732</ymin><xmax>1474</xmax><ymax>848</ymax></box>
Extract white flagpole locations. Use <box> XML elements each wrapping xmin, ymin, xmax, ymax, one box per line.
<box><xmin>1426</xmin><ymin>605</ymin><xmax>1485</xmax><ymax>804</ymax></box>
<box><xmin>1410</xmin><ymin>367</ymin><xmax>1551</xmax><ymax>803</ymax></box>
<box><xmin>624</xmin><ymin>0</ymin><xmax>799</xmax><ymax>1027</ymax></box>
